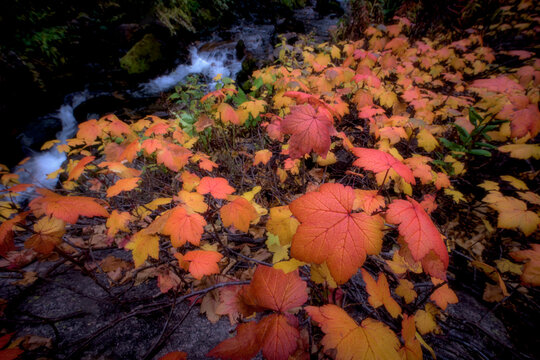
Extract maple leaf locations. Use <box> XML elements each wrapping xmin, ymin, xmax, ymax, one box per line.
<box><xmin>361</xmin><ymin>269</ymin><xmax>401</xmax><ymax>318</ymax></box>
<box><xmin>156</xmin><ymin>143</ymin><xmax>192</xmax><ymax>172</ymax></box>
<box><xmin>281</xmin><ymin>104</ymin><xmax>335</xmax><ymax>159</ymax></box>
<box><xmin>245</xmin><ymin>265</ymin><xmax>308</xmax><ymax>312</ymax></box>
<box><xmin>29</xmin><ymin>189</ymin><xmax>108</xmax><ymax>224</ymax></box>
<box><xmin>352</xmin><ymin>148</ymin><xmax>416</xmax><ymax>185</ymax></box>
<box><xmin>353</xmin><ymin>190</ymin><xmax>385</xmax><ymax>215</ymax></box>
<box><xmin>176</xmin><ymin>190</ymin><xmax>208</xmax><ymax>213</ymax></box>
<box><xmin>483</xmin><ymin>194</ymin><xmax>539</xmax><ymax>236</ymax></box>
<box><xmin>67</xmin><ymin>156</ymin><xmax>95</xmax><ymax>181</ymax></box>
<box><xmin>386</xmin><ymin>197</ymin><xmax>449</xmax><ymax>278</ymax></box>
<box><xmin>159</xmin><ymin>351</ymin><xmax>188</xmax><ymax>360</ymax></box>
<box><xmin>414</xmin><ymin>304</ymin><xmax>440</xmax><ymax>335</ymax></box>
<box><xmin>399</xmin><ymin>315</ymin><xmax>422</xmax><ymax>360</ymax></box>
<box><xmin>217</xmin><ymin>103</ymin><xmax>240</xmax><ymax>125</ymax></box>
<box><xmin>106</xmin><ymin>210</ymin><xmax>133</xmax><ymax>237</ymax></box>
<box><xmin>509</xmin><ymin>104</ymin><xmax>540</xmax><ymax>138</ymax></box>
<box><xmin>76</xmin><ymin>119</ymin><xmax>102</xmax><ymax>143</ymax></box>
<box><xmin>510</xmin><ymin>244</ymin><xmax>540</xmax><ymax>286</ymax></box>
<box><xmin>255</xmin><ymin>313</ymin><xmax>300</xmax><ymax>360</ymax></box>
<box><xmin>306</xmin><ymin>304</ymin><xmax>401</xmax><ymax>360</ymax></box>
<box><xmin>0</xmin><ymin>212</ymin><xmax>29</xmax><ymax>256</ymax></box>
<box><xmin>161</xmin><ymin>206</ymin><xmax>206</xmax><ymax>247</ymax></box>
<box><xmin>253</xmin><ymin>149</ymin><xmax>272</xmax><ymax>166</ymax></box>
<box><xmin>429</xmin><ymin>278</ymin><xmax>458</xmax><ymax>310</ymax></box>
<box><xmin>196</xmin><ymin>177</ymin><xmax>235</xmax><ymax>199</ymax></box>
<box><xmin>24</xmin><ymin>216</ymin><xmax>65</xmax><ymax>254</ymax></box>
<box><xmin>125</xmin><ymin>230</ymin><xmax>160</xmax><ymax>267</ymax></box>
<box><xmin>207</xmin><ymin>322</ymin><xmax>260</xmax><ymax>360</ymax></box>
<box><xmin>220</xmin><ymin>197</ymin><xmax>258</xmax><ymax>232</ymax></box>
<box><xmin>470</xmin><ymin>76</ymin><xmax>524</xmax><ymax>94</ymax></box>
<box><xmin>106</xmin><ymin>177</ymin><xmax>140</xmax><ymax>197</ymax></box>
<box><xmin>290</xmin><ymin>183</ymin><xmax>384</xmax><ymax>284</ymax></box>
<box><xmin>498</xmin><ymin>144</ymin><xmax>540</xmax><ymax>159</ymax></box>
<box><xmin>395</xmin><ymin>279</ymin><xmax>417</xmax><ymax>304</ymax></box>
<box><xmin>182</xmin><ymin>250</ymin><xmax>223</xmax><ymax>279</ymax></box>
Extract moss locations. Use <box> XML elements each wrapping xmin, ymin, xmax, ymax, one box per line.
<box><xmin>119</xmin><ymin>33</ymin><xmax>162</xmax><ymax>74</ymax></box>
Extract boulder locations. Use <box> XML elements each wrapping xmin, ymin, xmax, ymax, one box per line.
<box><xmin>119</xmin><ymin>33</ymin><xmax>162</xmax><ymax>74</ymax></box>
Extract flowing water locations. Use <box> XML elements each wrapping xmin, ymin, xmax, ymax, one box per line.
<box><xmin>12</xmin><ymin>1</ymin><xmax>346</xmax><ymax>191</ymax></box>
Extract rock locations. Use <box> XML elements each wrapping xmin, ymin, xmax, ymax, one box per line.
<box><xmin>120</xmin><ymin>33</ymin><xmax>162</xmax><ymax>75</ymax></box>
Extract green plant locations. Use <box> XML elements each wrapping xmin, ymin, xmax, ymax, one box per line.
<box><xmin>440</xmin><ymin>107</ymin><xmax>505</xmax><ymax>158</ymax></box>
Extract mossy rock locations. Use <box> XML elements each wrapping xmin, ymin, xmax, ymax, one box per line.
<box><xmin>119</xmin><ymin>33</ymin><xmax>162</xmax><ymax>74</ymax></box>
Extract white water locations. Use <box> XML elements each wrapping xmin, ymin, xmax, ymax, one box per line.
<box><xmin>136</xmin><ymin>44</ymin><xmax>242</xmax><ymax>96</ymax></box>
<box><xmin>13</xmin><ymin>45</ymin><xmax>242</xmax><ymax>191</ymax></box>
<box><xmin>14</xmin><ymin>92</ymin><xmax>89</xmax><ymax>190</ymax></box>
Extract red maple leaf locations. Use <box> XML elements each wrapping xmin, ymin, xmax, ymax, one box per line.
<box><xmin>352</xmin><ymin>147</ymin><xmax>416</xmax><ymax>185</ymax></box>
<box><xmin>281</xmin><ymin>104</ymin><xmax>335</xmax><ymax>159</ymax></box>
<box><xmin>386</xmin><ymin>197</ymin><xmax>449</xmax><ymax>279</ymax></box>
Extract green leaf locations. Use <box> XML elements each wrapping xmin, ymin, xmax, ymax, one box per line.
<box><xmin>453</xmin><ymin>123</ymin><xmax>471</xmax><ymax>143</ymax></box>
<box><xmin>440</xmin><ymin>138</ymin><xmax>465</xmax><ymax>152</ymax></box>
<box><xmin>252</xmin><ymin>77</ymin><xmax>264</xmax><ymax>91</ymax></box>
<box><xmin>469</xmin><ymin>107</ymin><xmax>483</xmax><ymax>127</ymax></box>
<box><xmin>474</xmin><ymin>142</ymin><xmax>498</xmax><ymax>150</ymax></box>
<box><xmin>468</xmin><ymin>149</ymin><xmax>492</xmax><ymax>157</ymax></box>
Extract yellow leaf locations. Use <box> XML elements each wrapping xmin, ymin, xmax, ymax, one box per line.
<box><xmin>478</xmin><ymin>180</ymin><xmax>499</xmax><ymax>191</ymax></box>
<box><xmin>177</xmin><ymin>190</ymin><xmax>208</xmax><ymax>213</ymax></box>
<box><xmin>499</xmin><ymin>144</ymin><xmax>540</xmax><ymax>159</ymax></box>
<box><xmin>414</xmin><ymin>304</ymin><xmax>440</xmax><ymax>335</ymax></box>
<box><xmin>25</xmin><ymin>217</ymin><xmax>65</xmax><ymax>254</ymax></box>
<box><xmin>395</xmin><ymin>279</ymin><xmax>417</xmax><ymax>304</ymax></box>
<box><xmin>444</xmin><ymin>188</ymin><xmax>465</xmax><ymax>203</ymax></box>
<box><xmin>133</xmin><ymin>198</ymin><xmax>172</xmax><ymax>218</ymax></box>
<box><xmin>494</xmin><ymin>259</ymin><xmax>522</xmax><ymax>275</ymax></box>
<box><xmin>274</xmin><ymin>258</ymin><xmax>306</xmax><ymax>273</ymax></box>
<box><xmin>500</xmin><ymin>175</ymin><xmax>528</xmax><ymax>190</ymax></box>
<box><xmin>311</xmin><ymin>262</ymin><xmax>338</xmax><ymax>288</ymax></box>
<box><xmin>316</xmin><ymin>151</ymin><xmax>337</xmax><ymax>166</ymax></box>
<box><xmin>265</xmin><ymin>206</ymin><xmax>299</xmax><ymax>245</ymax></box>
<box><xmin>416</xmin><ymin>129</ymin><xmax>439</xmax><ymax>152</ymax></box>
<box><xmin>125</xmin><ymin>230</ymin><xmax>160</xmax><ymax>267</ymax></box>
<box><xmin>265</xmin><ymin>233</ymin><xmax>290</xmax><ymax>264</ymax></box>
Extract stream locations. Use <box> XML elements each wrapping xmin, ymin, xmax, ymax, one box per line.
<box><xmin>12</xmin><ymin>1</ymin><xmax>346</xmax><ymax>190</ymax></box>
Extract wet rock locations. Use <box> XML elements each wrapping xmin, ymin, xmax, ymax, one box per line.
<box><xmin>120</xmin><ymin>33</ymin><xmax>163</xmax><ymax>75</ymax></box>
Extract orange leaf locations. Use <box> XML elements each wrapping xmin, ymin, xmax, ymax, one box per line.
<box><xmin>156</xmin><ymin>143</ymin><xmax>192</xmax><ymax>172</ymax></box>
<box><xmin>76</xmin><ymin>119</ymin><xmax>102</xmax><ymax>143</ymax></box>
<box><xmin>246</xmin><ymin>265</ymin><xmax>308</xmax><ymax>312</ymax></box>
<box><xmin>306</xmin><ymin>304</ymin><xmax>401</xmax><ymax>360</ymax></box>
<box><xmin>510</xmin><ymin>244</ymin><xmax>540</xmax><ymax>286</ymax></box>
<box><xmin>106</xmin><ymin>177</ymin><xmax>140</xmax><ymax>197</ymax></box>
<box><xmin>161</xmin><ymin>206</ymin><xmax>206</xmax><ymax>247</ymax></box>
<box><xmin>181</xmin><ymin>171</ymin><xmax>200</xmax><ymax>191</ymax></box>
<box><xmin>29</xmin><ymin>189</ymin><xmax>108</xmax><ymax>224</ymax></box>
<box><xmin>159</xmin><ymin>351</ymin><xmax>187</xmax><ymax>360</ymax></box>
<box><xmin>281</xmin><ymin>104</ymin><xmax>335</xmax><ymax>159</ymax></box>
<box><xmin>67</xmin><ymin>156</ymin><xmax>95</xmax><ymax>181</ymax></box>
<box><xmin>360</xmin><ymin>269</ymin><xmax>402</xmax><ymax>318</ymax></box>
<box><xmin>176</xmin><ymin>190</ymin><xmax>208</xmax><ymax>213</ymax></box>
<box><xmin>290</xmin><ymin>183</ymin><xmax>384</xmax><ymax>284</ymax></box>
<box><xmin>197</xmin><ymin>177</ymin><xmax>235</xmax><ymax>199</ymax></box>
<box><xmin>217</xmin><ymin>103</ymin><xmax>240</xmax><ymax>125</ymax></box>
<box><xmin>220</xmin><ymin>197</ymin><xmax>258</xmax><ymax>232</ymax></box>
<box><xmin>207</xmin><ymin>322</ymin><xmax>260</xmax><ymax>360</ymax></box>
<box><xmin>256</xmin><ymin>313</ymin><xmax>300</xmax><ymax>360</ymax></box>
<box><xmin>352</xmin><ymin>148</ymin><xmax>416</xmax><ymax>185</ymax></box>
<box><xmin>0</xmin><ymin>212</ymin><xmax>29</xmax><ymax>256</ymax></box>
<box><xmin>182</xmin><ymin>250</ymin><xmax>223</xmax><ymax>279</ymax></box>
<box><xmin>253</xmin><ymin>149</ymin><xmax>272</xmax><ymax>166</ymax></box>
<box><xmin>106</xmin><ymin>210</ymin><xmax>133</xmax><ymax>237</ymax></box>
<box><xmin>24</xmin><ymin>216</ymin><xmax>65</xmax><ymax>254</ymax></box>
<box><xmin>429</xmin><ymin>278</ymin><xmax>458</xmax><ymax>310</ymax></box>
<box><xmin>399</xmin><ymin>315</ymin><xmax>422</xmax><ymax>360</ymax></box>
<box><xmin>386</xmin><ymin>197</ymin><xmax>449</xmax><ymax>277</ymax></box>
